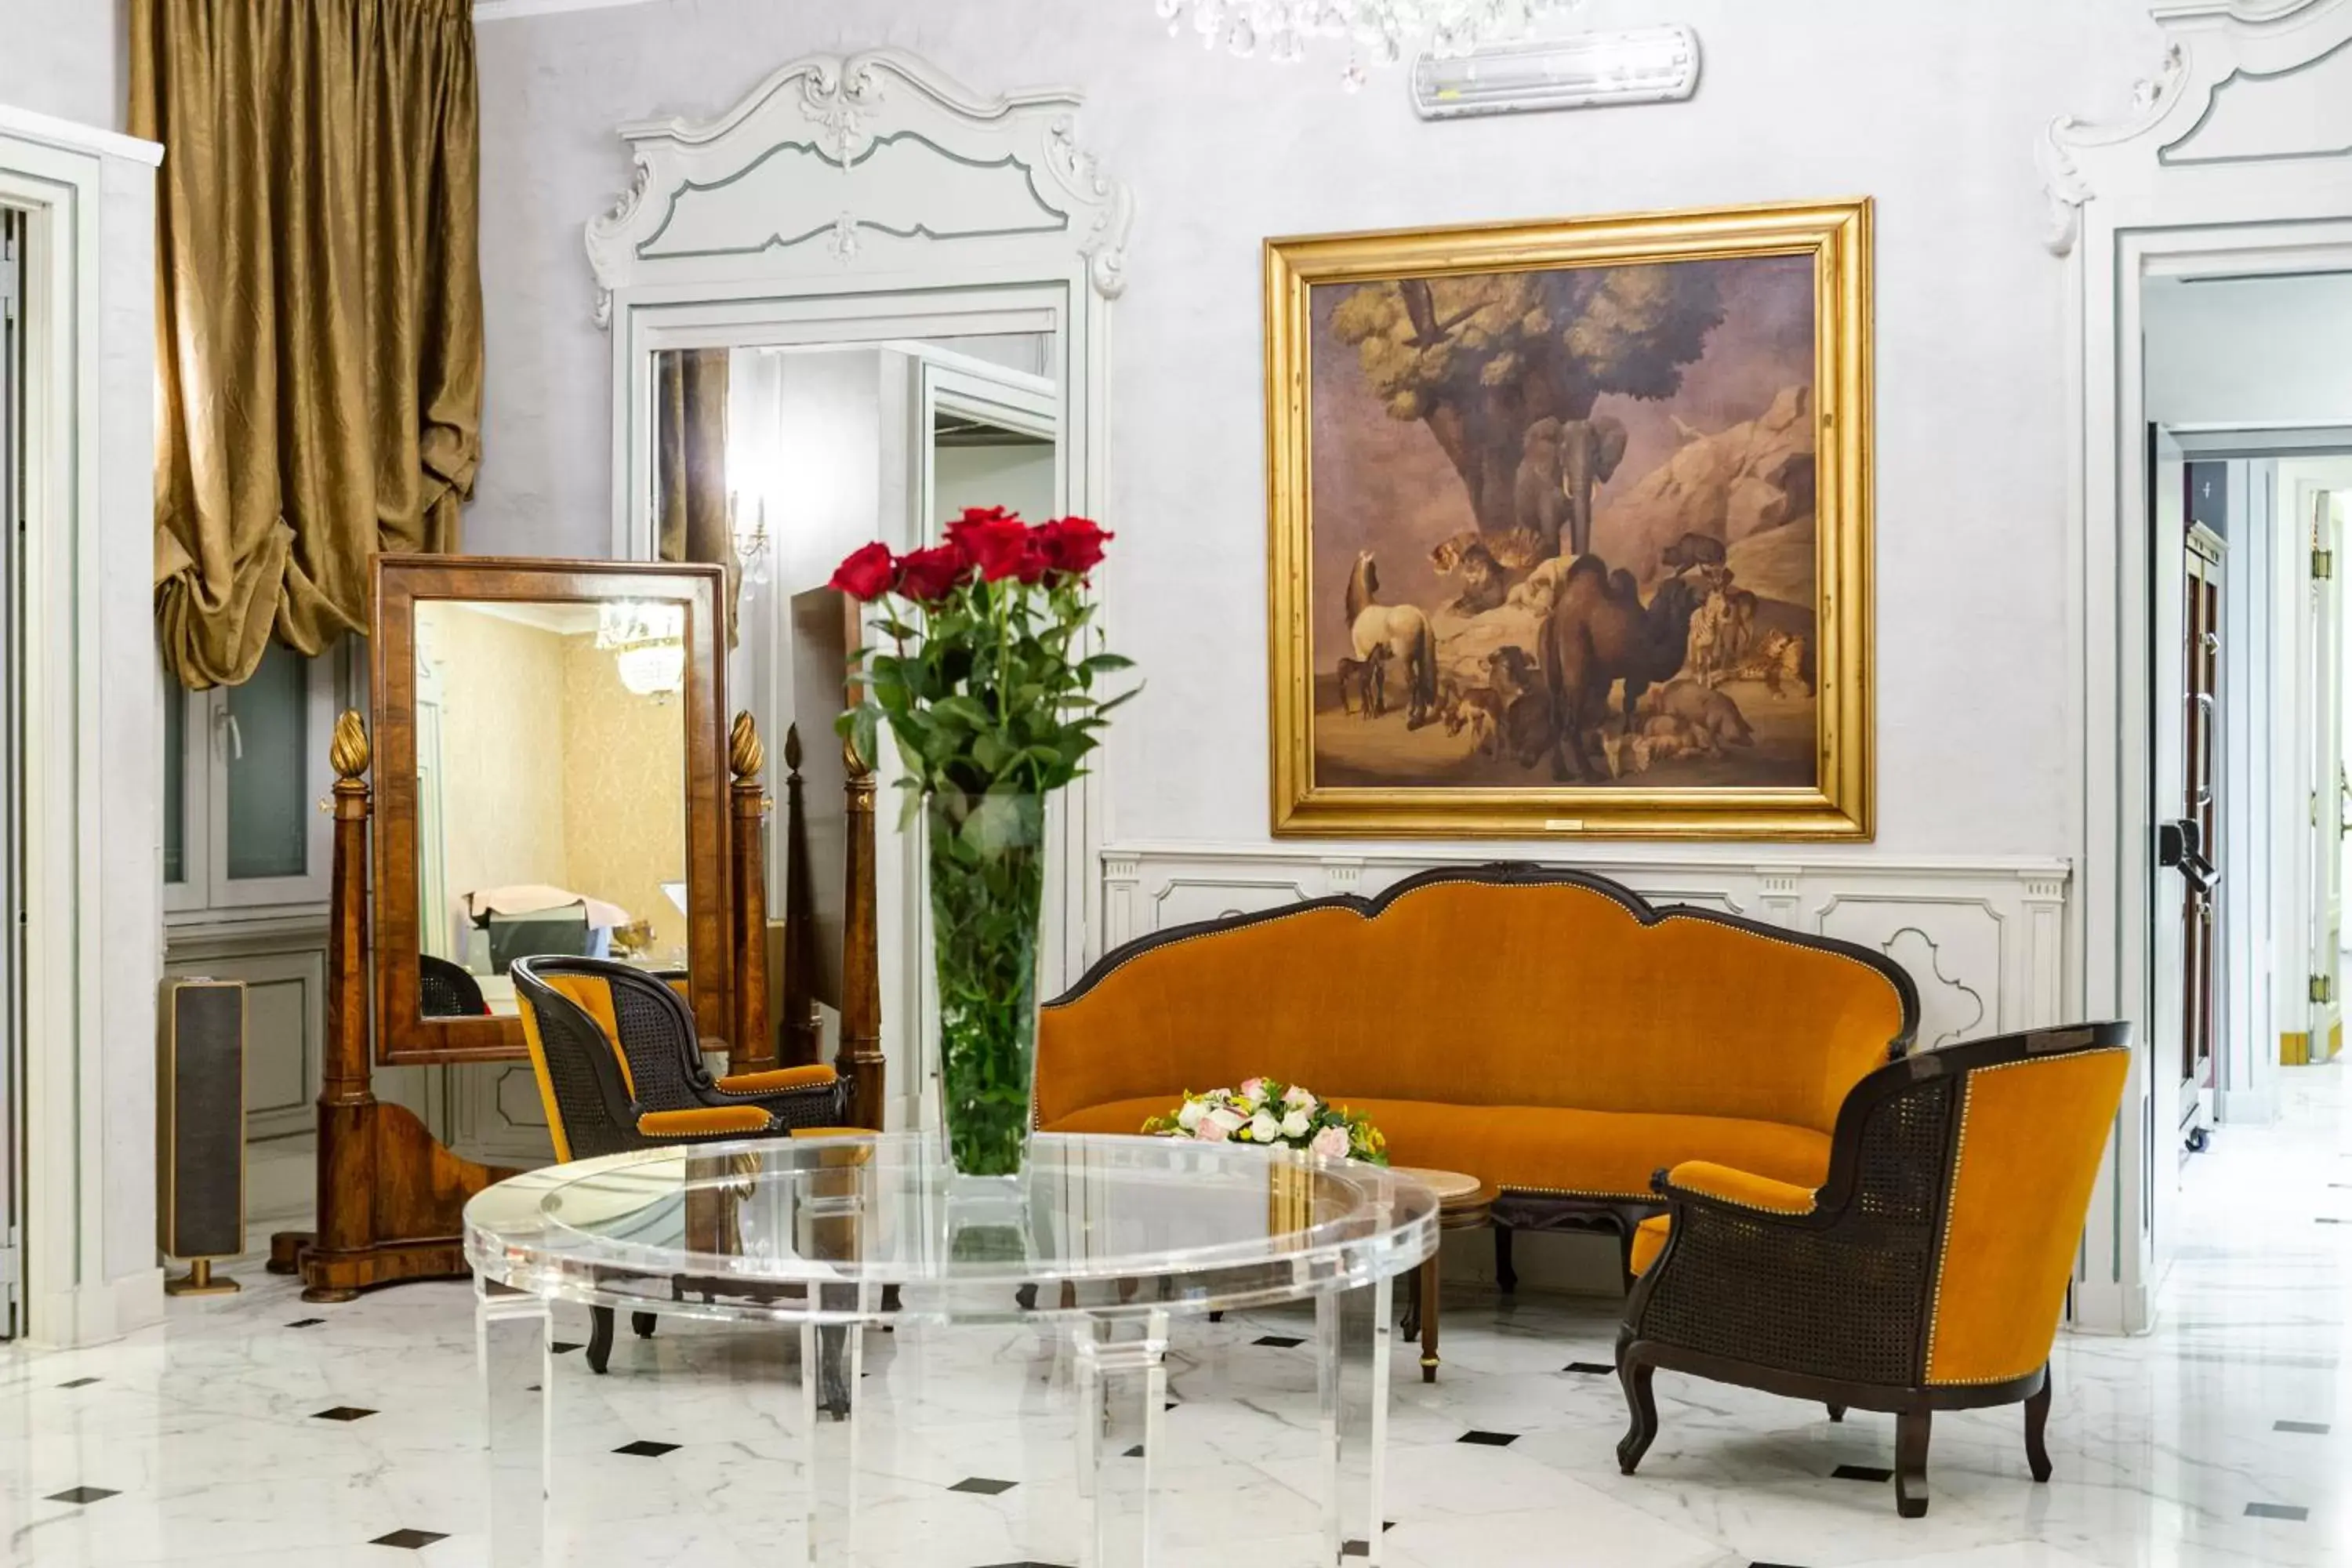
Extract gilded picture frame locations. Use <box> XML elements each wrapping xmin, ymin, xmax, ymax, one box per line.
<box><xmin>1266</xmin><ymin>198</ymin><xmax>1873</xmax><ymax>839</ymax></box>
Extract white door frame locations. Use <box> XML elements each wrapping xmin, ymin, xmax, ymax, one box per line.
<box><xmin>0</xmin><ymin>105</ymin><xmax>164</xmax><ymax>1345</ymax></box>
<box><xmin>2045</xmin><ymin>0</ymin><xmax>2352</xmax><ymax>1333</ymax></box>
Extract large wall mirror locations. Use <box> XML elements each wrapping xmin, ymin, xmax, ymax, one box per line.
<box><xmin>588</xmin><ymin>49</ymin><xmax>1130</xmax><ymax>1131</ymax></box>
<box><xmin>372</xmin><ymin>555</ymin><xmax>731</xmax><ymax>1064</ymax></box>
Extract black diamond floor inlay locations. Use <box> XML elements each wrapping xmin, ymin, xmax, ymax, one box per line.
<box><xmin>368</xmin><ymin>1529</ymin><xmax>449</xmax><ymax>1550</ymax></box>
<box><xmin>1123</xmin><ymin>1444</ymin><xmax>1144</xmax><ymax>1458</ymax></box>
<box><xmin>1833</xmin><ymin>1465</ymin><xmax>1893</xmax><ymax>1483</ymax></box>
<box><xmin>968</xmin><ymin>1561</ymin><xmax>1071</xmax><ymax>1567</ymax></box>
<box><xmin>614</xmin><ymin>1440</ymin><xmax>679</xmax><ymax>1457</ymax></box>
<box><xmin>2246</xmin><ymin>1502</ymin><xmax>2310</xmax><ymax>1521</ymax></box>
<box><xmin>310</xmin><ymin>1406</ymin><xmax>376</xmax><ymax>1422</ymax></box>
<box><xmin>551</xmin><ymin>1341</ymin><xmax>584</xmax><ymax>1353</ymax></box>
<box><xmin>45</xmin><ymin>1487</ymin><xmax>119</xmax><ymax>1504</ymax></box>
<box><xmin>56</xmin><ymin>1377</ymin><xmax>100</xmax><ymax>1388</ymax></box>
<box><xmin>2277</xmin><ymin>1420</ymin><xmax>2331</xmax><ymax>1435</ymax></box>
<box><xmin>287</xmin><ymin>1318</ymin><xmax>326</xmax><ymax>1329</ymax></box>
<box><xmin>1563</xmin><ymin>1361</ymin><xmax>1612</xmax><ymax>1375</ymax></box>
<box><xmin>1252</xmin><ymin>1335</ymin><xmax>1305</xmax><ymax>1348</ymax></box>
<box><xmin>949</xmin><ymin>1476</ymin><xmax>1018</xmax><ymax>1496</ymax></box>
<box><xmin>1458</xmin><ymin>1429</ymin><xmax>1519</xmax><ymax>1446</ymax></box>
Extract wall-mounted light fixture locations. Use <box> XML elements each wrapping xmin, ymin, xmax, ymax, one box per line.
<box><xmin>1410</xmin><ymin>24</ymin><xmax>1700</xmax><ymax>120</ymax></box>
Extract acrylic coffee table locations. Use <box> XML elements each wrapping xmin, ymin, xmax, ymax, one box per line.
<box><xmin>464</xmin><ymin>1132</ymin><xmax>1438</xmax><ymax>1567</ymax></box>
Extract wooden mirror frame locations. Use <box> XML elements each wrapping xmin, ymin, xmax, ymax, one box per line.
<box><xmin>369</xmin><ymin>554</ymin><xmax>731</xmax><ymax>1065</ymax></box>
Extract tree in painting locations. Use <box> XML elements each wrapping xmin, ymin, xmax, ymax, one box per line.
<box><xmin>1328</xmin><ymin>267</ymin><xmax>1724</xmax><ymax>556</ymax></box>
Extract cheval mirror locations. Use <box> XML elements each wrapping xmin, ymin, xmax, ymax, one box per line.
<box><xmin>270</xmin><ymin>554</ymin><xmax>779</xmax><ymax>1304</ymax></box>
<box><xmin>372</xmin><ymin>555</ymin><xmax>732</xmax><ymax>1062</ymax></box>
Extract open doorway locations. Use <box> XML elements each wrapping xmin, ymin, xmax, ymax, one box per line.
<box><xmin>2140</xmin><ymin>267</ymin><xmax>2352</xmax><ymax>1292</ymax></box>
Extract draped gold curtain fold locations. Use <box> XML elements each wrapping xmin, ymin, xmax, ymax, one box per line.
<box><xmin>133</xmin><ymin>0</ymin><xmax>485</xmax><ymax>688</ymax></box>
<box><xmin>655</xmin><ymin>348</ymin><xmax>738</xmax><ymax>642</ymax></box>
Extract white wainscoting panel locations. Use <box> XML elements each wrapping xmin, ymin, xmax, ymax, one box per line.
<box><xmin>1098</xmin><ymin>845</ymin><xmax>2072</xmax><ymax>1042</ymax></box>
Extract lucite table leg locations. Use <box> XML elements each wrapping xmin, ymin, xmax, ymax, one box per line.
<box><xmin>1316</xmin><ymin>1276</ymin><xmax>1394</xmax><ymax>1566</ymax></box>
<box><xmin>792</xmin><ymin>1287</ymin><xmax>866</xmax><ymax>1568</ymax></box>
<box><xmin>477</xmin><ymin>1283</ymin><xmax>552</xmax><ymax>1568</ymax></box>
<box><xmin>1073</xmin><ymin>1307</ymin><xmax>1169</xmax><ymax>1568</ymax></box>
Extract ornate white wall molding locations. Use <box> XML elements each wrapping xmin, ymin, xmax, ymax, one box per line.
<box><xmin>2041</xmin><ymin>0</ymin><xmax>2352</xmax><ymax>254</ymax></box>
<box><xmin>1096</xmin><ymin>844</ymin><xmax>2071</xmax><ymax>1051</ymax></box>
<box><xmin>586</xmin><ymin>49</ymin><xmax>1133</xmax><ymax>328</ymax></box>
<box><xmin>2045</xmin><ymin>0</ymin><xmax>2352</xmax><ymax>1337</ymax></box>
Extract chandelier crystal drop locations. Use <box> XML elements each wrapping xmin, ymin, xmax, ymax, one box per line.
<box><xmin>1154</xmin><ymin>0</ymin><xmax>1577</xmax><ymax>87</ymax></box>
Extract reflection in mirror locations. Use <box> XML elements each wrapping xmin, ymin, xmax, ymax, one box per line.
<box><xmin>411</xmin><ymin>599</ymin><xmax>690</xmax><ymax>1018</ymax></box>
<box><xmin>648</xmin><ymin>334</ymin><xmax>1058</xmax><ymax>1115</ymax></box>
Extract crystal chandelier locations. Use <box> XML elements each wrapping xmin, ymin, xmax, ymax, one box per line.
<box><xmin>1155</xmin><ymin>0</ymin><xmax>1577</xmax><ymax>87</ymax></box>
<box><xmin>596</xmin><ymin>600</ymin><xmax>688</xmax><ymax>698</ymax></box>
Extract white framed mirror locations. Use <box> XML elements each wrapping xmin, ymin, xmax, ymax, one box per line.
<box><xmin>587</xmin><ymin>50</ymin><xmax>1131</xmax><ymax>1134</ymax></box>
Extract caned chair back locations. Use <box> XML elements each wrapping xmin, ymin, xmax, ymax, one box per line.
<box><xmin>1631</xmin><ymin>1022</ymin><xmax>2129</xmax><ymax>1393</ymax></box>
<box><xmin>419</xmin><ymin>953</ymin><xmax>489</xmax><ymax>1018</ymax></box>
<box><xmin>510</xmin><ymin>956</ymin><xmax>642</xmax><ymax>1163</ymax></box>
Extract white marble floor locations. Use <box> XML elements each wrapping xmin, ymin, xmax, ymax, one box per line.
<box><xmin>4</xmin><ymin>1066</ymin><xmax>2347</xmax><ymax>1568</ymax></box>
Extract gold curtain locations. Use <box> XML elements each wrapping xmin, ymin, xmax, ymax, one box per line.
<box><xmin>133</xmin><ymin>0</ymin><xmax>485</xmax><ymax>688</ymax></box>
<box><xmin>656</xmin><ymin>348</ymin><xmax>739</xmax><ymax>642</ymax></box>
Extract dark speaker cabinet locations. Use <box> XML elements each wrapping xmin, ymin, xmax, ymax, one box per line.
<box><xmin>158</xmin><ymin>978</ymin><xmax>246</xmax><ymax>1293</ymax></box>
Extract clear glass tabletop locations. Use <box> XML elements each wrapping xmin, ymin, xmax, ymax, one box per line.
<box><xmin>464</xmin><ymin>1131</ymin><xmax>1439</xmax><ymax>1325</ymax></box>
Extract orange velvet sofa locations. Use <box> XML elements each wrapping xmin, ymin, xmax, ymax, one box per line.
<box><xmin>1036</xmin><ymin>864</ymin><xmax>1920</xmax><ymax>1274</ymax></box>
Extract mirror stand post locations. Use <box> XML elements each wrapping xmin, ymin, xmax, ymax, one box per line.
<box><xmin>779</xmin><ymin>724</ymin><xmax>824</xmax><ymax>1068</ymax></box>
<box><xmin>840</xmin><ymin>739</ymin><xmax>886</xmax><ymax>1131</ymax></box>
<box><xmin>269</xmin><ymin>713</ymin><xmax>514</xmax><ymax>1303</ymax></box>
<box><xmin>729</xmin><ymin>712</ymin><xmax>777</xmax><ymax>1076</ymax></box>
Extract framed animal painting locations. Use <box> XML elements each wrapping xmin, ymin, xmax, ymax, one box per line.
<box><xmin>1265</xmin><ymin>198</ymin><xmax>1874</xmax><ymax>838</ymax></box>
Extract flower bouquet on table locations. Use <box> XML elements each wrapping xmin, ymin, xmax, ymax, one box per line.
<box><xmin>1142</xmin><ymin>1079</ymin><xmax>1388</xmax><ymax>1164</ymax></box>
<box><xmin>829</xmin><ymin>507</ymin><xmax>1136</xmax><ymax>1180</ymax></box>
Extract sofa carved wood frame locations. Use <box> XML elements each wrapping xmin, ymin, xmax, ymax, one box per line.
<box><xmin>1615</xmin><ymin>1021</ymin><xmax>2135</xmax><ymax>1519</ymax></box>
<box><xmin>1040</xmin><ymin>860</ymin><xmax>1923</xmax><ymax>1282</ymax></box>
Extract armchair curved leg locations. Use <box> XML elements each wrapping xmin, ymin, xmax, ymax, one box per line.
<box><xmin>586</xmin><ymin>1306</ymin><xmax>615</xmax><ymax>1375</ymax></box>
<box><xmin>2024</xmin><ymin>1372</ymin><xmax>2054</xmax><ymax>1483</ymax></box>
<box><xmin>1826</xmin><ymin>1403</ymin><xmax>1847</xmax><ymax>1423</ymax></box>
<box><xmin>1616</xmin><ymin>1352</ymin><xmax>1659</xmax><ymax>1474</ymax></box>
<box><xmin>631</xmin><ymin>1312</ymin><xmax>658</xmax><ymax>1340</ymax></box>
<box><xmin>1894</xmin><ymin>1410</ymin><xmax>1931</xmax><ymax>1519</ymax></box>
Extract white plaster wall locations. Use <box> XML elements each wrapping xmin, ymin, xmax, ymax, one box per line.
<box><xmin>2147</xmin><ymin>273</ymin><xmax>2352</xmax><ymax>429</ymax></box>
<box><xmin>0</xmin><ymin>0</ymin><xmax>125</xmax><ymax>132</ymax></box>
<box><xmin>469</xmin><ymin>0</ymin><xmax>2167</xmax><ymax>859</ymax></box>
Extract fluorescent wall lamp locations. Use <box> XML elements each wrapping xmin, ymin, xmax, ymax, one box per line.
<box><xmin>1410</xmin><ymin>24</ymin><xmax>1701</xmax><ymax>119</ymax></box>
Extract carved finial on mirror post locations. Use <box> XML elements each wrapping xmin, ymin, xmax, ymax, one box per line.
<box><xmin>730</xmin><ymin>710</ymin><xmax>764</xmax><ymax>782</ymax></box>
<box><xmin>783</xmin><ymin>721</ymin><xmax>804</xmax><ymax>777</ymax></box>
<box><xmin>329</xmin><ymin>710</ymin><xmax>371</xmax><ymax>782</ymax></box>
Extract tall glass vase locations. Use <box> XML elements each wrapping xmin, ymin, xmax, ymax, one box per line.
<box><xmin>927</xmin><ymin>790</ymin><xmax>1047</xmax><ymax>1178</ymax></box>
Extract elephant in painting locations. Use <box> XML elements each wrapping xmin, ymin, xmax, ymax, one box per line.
<box><xmin>1513</xmin><ymin>415</ymin><xmax>1630</xmax><ymax>559</ymax></box>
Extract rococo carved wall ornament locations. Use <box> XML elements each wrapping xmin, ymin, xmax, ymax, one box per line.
<box><xmin>585</xmin><ymin>49</ymin><xmax>1135</xmax><ymax>329</ymax></box>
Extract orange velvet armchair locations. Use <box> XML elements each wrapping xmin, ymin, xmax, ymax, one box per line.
<box><xmin>1616</xmin><ymin>1021</ymin><xmax>2133</xmax><ymax>1518</ymax></box>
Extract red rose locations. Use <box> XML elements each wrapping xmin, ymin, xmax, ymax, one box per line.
<box><xmin>1036</xmin><ymin>516</ymin><xmax>1112</xmax><ymax>579</ymax></box>
<box><xmin>953</xmin><ymin>505</ymin><xmax>1019</xmax><ymax>528</ymax></box>
<box><xmin>949</xmin><ymin>515</ymin><xmax>1044</xmax><ymax>583</ymax></box>
<box><xmin>895</xmin><ymin>543</ymin><xmax>971</xmax><ymax>603</ymax></box>
<box><xmin>829</xmin><ymin>541</ymin><xmax>897</xmax><ymax>601</ymax></box>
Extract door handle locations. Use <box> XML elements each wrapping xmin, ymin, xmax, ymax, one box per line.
<box><xmin>2158</xmin><ymin>818</ymin><xmax>2218</xmax><ymax>895</ymax></box>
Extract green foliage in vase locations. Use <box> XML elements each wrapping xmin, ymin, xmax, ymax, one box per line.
<box><xmin>829</xmin><ymin>509</ymin><xmax>1136</xmax><ymax>1176</ymax></box>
